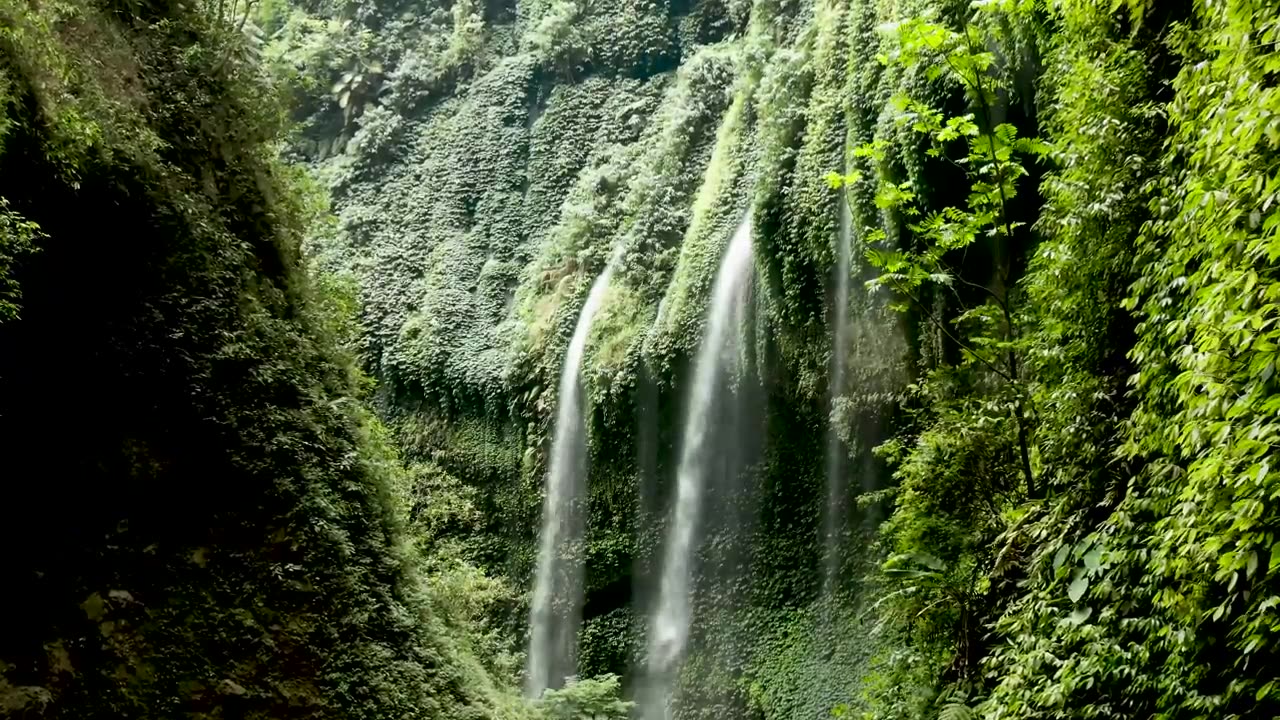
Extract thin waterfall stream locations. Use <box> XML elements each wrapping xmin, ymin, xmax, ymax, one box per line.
<box><xmin>645</xmin><ymin>215</ymin><xmax>755</xmax><ymax>719</ymax></box>
<box><xmin>526</xmin><ymin>254</ymin><xmax>620</xmax><ymax>697</ymax></box>
<box><xmin>821</xmin><ymin>191</ymin><xmax>853</xmax><ymax>603</ymax></box>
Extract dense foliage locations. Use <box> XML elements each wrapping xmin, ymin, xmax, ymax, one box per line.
<box><xmin>852</xmin><ymin>1</ymin><xmax>1280</xmax><ymax>718</ymax></box>
<box><xmin>269</xmin><ymin>0</ymin><xmax>906</xmax><ymax>712</ymax></box>
<box><xmin>0</xmin><ymin>0</ymin><xmax>522</xmax><ymax>716</ymax></box>
<box><xmin>4</xmin><ymin>0</ymin><xmax>1279</xmax><ymax>718</ymax></box>
<box><xmin>260</xmin><ymin>0</ymin><xmax>1280</xmax><ymax>717</ymax></box>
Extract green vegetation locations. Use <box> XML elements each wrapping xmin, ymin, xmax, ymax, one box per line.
<box><xmin>848</xmin><ymin>1</ymin><xmax>1280</xmax><ymax>717</ymax></box>
<box><xmin>3</xmin><ymin>0</ymin><xmax>1279</xmax><ymax>718</ymax></box>
<box><xmin>0</xmin><ymin>0</ymin><xmax>522</xmax><ymax>716</ymax></box>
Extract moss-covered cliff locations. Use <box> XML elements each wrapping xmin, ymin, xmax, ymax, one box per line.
<box><xmin>0</xmin><ymin>0</ymin><xmax>516</xmax><ymax>716</ymax></box>
<box><xmin>280</xmin><ymin>0</ymin><xmax>916</xmax><ymax>714</ymax></box>
<box><xmin>7</xmin><ymin>0</ymin><xmax>1280</xmax><ymax>718</ymax></box>
<box><xmin>275</xmin><ymin>0</ymin><xmax>1280</xmax><ymax>717</ymax></box>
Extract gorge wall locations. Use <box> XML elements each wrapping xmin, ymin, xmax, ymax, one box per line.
<box><xmin>0</xmin><ymin>1</ymin><xmax>509</xmax><ymax>716</ymax></box>
<box><xmin>4</xmin><ymin>0</ymin><xmax>1280</xmax><ymax>718</ymax></box>
<box><xmin>281</xmin><ymin>0</ymin><xmax>1280</xmax><ymax>717</ymax></box>
<box><xmin>285</xmin><ymin>0</ymin><xmax>912</xmax><ymax>715</ymax></box>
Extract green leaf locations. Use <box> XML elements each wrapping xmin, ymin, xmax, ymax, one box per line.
<box><xmin>1083</xmin><ymin>547</ymin><xmax>1103</xmax><ymax>571</ymax></box>
<box><xmin>81</xmin><ymin>592</ymin><xmax>105</xmax><ymax>621</ymax></box>
<box><xmin>1053</xmin><ymin>545</ymin><xmax>1070</xmax><ymax>571</ymax></box>
<box><xmin>1066</xmin><ymin>606</ymin><xmax>1093</xmax><ymax>626</ymax></box>
<box><xmin>909</xmin><ymin>552</ymin><xmax>946</xmax><ymax>571</ymax></box>
<box><xmin>1068</xmin><ymin>569</ymin><xmax>1089</xmax><ymax>603</ymax></box>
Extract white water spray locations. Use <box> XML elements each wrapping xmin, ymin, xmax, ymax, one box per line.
<box><xmin>646</xmin><ymin>215</ymin><xmax>754</xmax><ymax>717</ymax></box>
<box><xmin>822</xmin><ymin>191</ymin><xmax>852</xmax><ymax>601</ymax></box>
<box><xmin>526</xmin><ymin>254</ymin><xmax>619</xmax><ymax>697</ymax></box>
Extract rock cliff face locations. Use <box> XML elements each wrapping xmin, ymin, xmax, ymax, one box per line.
<box><xmin>0</xmin><ymin>1</ymin><xmax>502</xmax><ymax>716</ymax></box>
<box><xmin>13</xmin><ymin>0</ymin><xmax>1279</xmax><ymax>718</ymax></box>
<box><xmin>295</xmin><ymin>0</ymin><xmax>908</xmax><ymax>714</ymax></box>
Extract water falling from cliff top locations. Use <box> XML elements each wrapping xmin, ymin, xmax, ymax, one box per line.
<box><xmin>526</xmin><ymin>255</ymin><xmax>619</xmax><ymax>697</ymax></box>
<box><xmin>822</xmin><ymin>190</ymin><xmax>853</xmax><ymax>605</ymax></box>
<box><xmin>645</xmin><ymin>214</ymin><xmax>755</xmax><ymax>719</ymax></box>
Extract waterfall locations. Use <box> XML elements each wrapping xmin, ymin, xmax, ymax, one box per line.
<box><xmin>525</xmin><ymin>255</ymin><xmax>619</xmax><ymax>697</ymax></box>
<box><xmin>645</xmin><ymin>215</ymin><xmax>755</xmax><ymax>718</ymax></box>
<box><xmin>821</xmin><ymin>190</ymin><xmax>852</xmax><ymax>602</ymax></box>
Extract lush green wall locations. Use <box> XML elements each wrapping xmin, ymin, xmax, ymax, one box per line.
<box><xmin>270</xmin><ymin>0</ymin><xmax>1280</xmax><ymax>718</ymax></box>
<box><xmin>284</xmin><ymin>0</ymin><xmax>910</xmax><ymax>714</ymax></box>
<box><xmin>0</xmin><ymin>0</ymin><xmax>519</xmax><ymax>716</ymax></box>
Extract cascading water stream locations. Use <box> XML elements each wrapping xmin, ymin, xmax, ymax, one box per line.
<box><xmin>821</xmin><ymin>191</ymin><xmax>852</xmax><ymax>603</ymax></box>
<box><xmin>645</xmin><ymin>215</ymin><xmax>755</xmax><ymax>719</ymax></box>
<box><xmin>525</xmin><ymin>254</ymin><xmax>620</xmax><ymax>697</ymax></box>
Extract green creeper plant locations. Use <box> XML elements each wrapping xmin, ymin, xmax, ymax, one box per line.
<box><xmin>0</xmin><ymin>198</ymin><xmax>41</xmax><ymax>322</ymax></box>
<box><xmin>873</xmin><ymin>11</ymin><xmax>1037</xmax><ymax>530</ymax></box>
<box><xmin>831</xmin><ymin>5</ymin><xmax>1045</xmax><ymax>500</ymax></box>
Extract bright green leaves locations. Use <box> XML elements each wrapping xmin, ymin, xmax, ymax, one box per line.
<box><xmin>976</xmin><ymin>2</ymin><xmax>1280</xmax><ymax>716</ymax></box>
<box><xmin>885</xmin><ymin>551</ymin><xmax>947</xmax><ymax>577</ymax></box>
<box><xmin>938</xmin><ymin>699</ymin><xmax>976</xmax><ymax>720</ymax></box>
<box><xmin>879</xmin><ymin>18</ymin><xmax>984</xmax><ymax>74</ymax></box>
<box><xmin>852</xmin><ymin>14</ymin><xmax>1044</xmax><ymax>308</ymax></box>
<box><xmin>1053</xmin><ymin>544</ymin><xmax>1070</xmax><ymax>571</ymax></box>
<box><xmin>1065</xmin><ymin>605</ymin><xmax>1092</xmax><ymax>626</ymax></box>
<box><xmin>936</xmin><ymin>114</ymin><xmax>979</xmax><ymax>143</ymax></box>
<box><xmin>1124</xmin><ymin>5</ymin><xmax>1280</xmax><ymax>705</ymax></box>
<box><xmin>1062</xmin><ymin>540</ymin><xmax>1109</xmax><ymax>605</ymax></box>
<box><xmin>0</xmin><ymin>198</ymin><xmax>42</xmax><ymax>323</ymax></box>
<box><xmin>864</xmin><ymin>247</ymin><xmax>909</xmax><ymax>275</ymax></box>
<box><xmin>878</xmin><ymin>15</ymin><xmax>999</xmax><ymax>107</ymax></box>
<box><xmin>824</xmin><ymin>170</ymin><xmax>863</xmax><ymax>189</ymax></box>
<box><xmin>914</xmin><ymin>208</ymin><xmax>983</xmax><ymax>252</ymax></box>
<box><xmin>1083</xmin><ymin>546</ymin><xmax>1103</xmax><ymax>572</ymax></box>
<box><xmin>535</xmin><ymin>673</ymin><xmax>632</xmax><ymax>720</ymax></box>
<box><xmin>841</xmin><ymin>5</ymin><xmax>1051</xmax><ymax>713</ymax></box>
<box><xmin>872</xmin><ymin>180</ymin><xmax>916</xmax><ymax>213</ymax></box>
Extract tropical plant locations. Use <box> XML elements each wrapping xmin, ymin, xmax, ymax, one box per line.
<box><xmin>535</xmin><ymin>674</ymin><xmax>632</xmax><ymax>720</ymax></box>
<box><xmin>0</xmin><ymin>198</ymin><xmax>41</xmax><ymax>322</ymax></box>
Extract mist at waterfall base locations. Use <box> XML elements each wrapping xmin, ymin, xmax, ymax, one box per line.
<box><xmin>526</xmin><ymin>256</ymin><xmax>619</xmax><ymax>697</ymax></box>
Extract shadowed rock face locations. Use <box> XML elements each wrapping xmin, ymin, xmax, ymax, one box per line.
<box><xmin>0</xmin><ymin>2</ymin><xmax>497</xmax><ymax>717</ymax></box>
